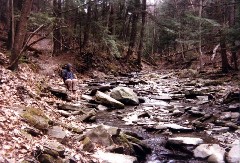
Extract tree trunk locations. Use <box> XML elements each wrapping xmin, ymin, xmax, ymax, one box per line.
<box><xmin>126</xmin><ymin>0</ymin><xmax>140</xmax><ymax>61</ymax></box>
<box><xmin>220</xmin><ymin>34</ymin><xmax>229</xmax><ymax>73</ymax></box>
<box><xmin>53</xmin><ymin>0</ymin><xmax>62</xmax><ymax>55</ymax></box>
<box><xmin>137</xmin><ymin>0</ymin><xmax>146</xmax><ymax>65</ymax></box>
<box><xmin>9</xmin><ymin>0</ymin><xmax>33</xmax><ymax>70</ymax></box>
<box><xmin>198</xmin><ymin>0</ymin><xmax>204</xmax><ymax>71</ymax></box>
<box><xmin>109</xmin><ymin>2</ymin><xmax>116</xmax><ymax>35</ymax></box>
<box><xmin>229</xmin><ymin>0</ymin><xmax>238</xmax><ymax>70</ymax></box>
<box><xmin>82</xmin><ymin>0</ymin><xmax>92</xmax><ymax>48</ymax></box>
<box><xmin>7</xmin><ymin>0</ymin><xmax>14</xmax><ymax>50</ymax></box>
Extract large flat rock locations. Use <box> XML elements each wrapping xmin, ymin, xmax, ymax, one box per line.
<box><xmin>95</xmin><ymin>91</ymin><xmax>124</xmax><ymax>109</ymax></box>
<box><xmin>110</xmin><ymin>87</ymin><xmax>139</xmax><ymax>105</ymax></box>
<box><xmin>93</xmin><ymin>151</ymin><xmax>137</xmax><ymax>163</ymax></box>
<box><xmin>168</xmin><ymin>137</ymin><xmax>203</xmax><ymax>145</ymax></box>
<box><xmin>194</xmin><ymin>144</ymin><xmax>225</xmax><ymax>163</ymax></box>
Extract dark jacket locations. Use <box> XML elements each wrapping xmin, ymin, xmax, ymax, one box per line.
<box><xmin>62</xmin><ymin>67</ymin><xmax>75</xmax><ymax>82</ymax></box>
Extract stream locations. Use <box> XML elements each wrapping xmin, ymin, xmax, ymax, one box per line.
<box><xmin>81</xmin><ymin>70</ymin><xmax>239</xmax><ymax>163</ymax></box>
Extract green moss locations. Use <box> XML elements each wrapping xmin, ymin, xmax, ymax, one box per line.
<box><xmin>21</xmin><ymin>107</ymin><xmax>50</xmax><ymax>131</ymax></box>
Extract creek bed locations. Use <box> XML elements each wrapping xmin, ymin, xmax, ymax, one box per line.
<box><xmin>85</xmin><ymin>70</ymin><xmax>239</xmax><ymax>163</ymax></box>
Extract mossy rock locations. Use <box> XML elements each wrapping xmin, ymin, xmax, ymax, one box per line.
<box><xmin>113</xmin><ymin>133</ymin><xmax>151</xmax><ymax>158</ymax></box>
<box><xmin>38</xmin><ymin>154</ymin><xmax>63</xmax><ymax>163</ymax></box>
<box><xmin>20</xmin><ymin>107</ymin><xmax>50</xmax><ymax>131</ymax></box>
<box><xmin>82</xmin><ymin>136</ymin><xmax>95</xmax><ymax>152</ymax></box>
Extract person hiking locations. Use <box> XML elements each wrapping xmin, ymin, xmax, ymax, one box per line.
<box><xmin>62</xmin><ymin>63</ymin><xmax>77</xmax><ymax>91</ymax></box>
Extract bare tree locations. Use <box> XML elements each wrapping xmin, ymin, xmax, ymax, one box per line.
<box><xmin>126</xmin><ymin>0</ymin><xmax>140</xmax><ymax>61</ymax></box>
<box><xmin>9</xmin><ymin>0</ymin><xmax>33</xmax><ymax>70</ymax></box>
<box><xmin>137</xmin><ymin>0</ymin><xmax>146</xmax><ymax>65</ymax></box>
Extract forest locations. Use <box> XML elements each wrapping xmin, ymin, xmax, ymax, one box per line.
<box><xmin>0</xmin><ymin>0</ymin><xmax>239</xmax><ymax>163</ymax></box>
<box><xmin>0</xmin><ymin>0</ymin><xmax>239</xmax><ymax>72</ymax></box>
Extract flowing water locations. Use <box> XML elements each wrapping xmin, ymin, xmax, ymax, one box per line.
<box><xmin>83</xmin><ymin>70</ymin><xmax>239</xmax><ymax>162</ymax></box>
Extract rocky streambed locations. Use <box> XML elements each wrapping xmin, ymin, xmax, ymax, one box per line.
<box><xmin>79</xmin><ymin>70</ymin><xmax>240</xmax><ymax>163</ymax></box>
<box><xmin>15</xmin><ymin>69</ymin><xmax>240</xmax><ymax>163</ymax></box>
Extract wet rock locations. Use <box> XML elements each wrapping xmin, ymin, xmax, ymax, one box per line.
<box><xmin>138</xmin><ymin>112</ymin><xmax>151</xmax><ymax>118</ymax></box>
<box><xmin>20</xmin><ymin>107</ymin><xmax>50</xmax><ymax>131</ymax></box>
<box><xmin>188</xmin><ymin>107</ymin><xmax>205</xmax><ymax>117</ymax></box>
<box><xmin>86</xmin><ymin>125</ymin><xmax>114</xmax><ymax>147</ymax></box>
<box><xmin>138</xmin><ymin>97</ymin><xmax>145</xmax><ymax>103</ymax></box>
<box><xmin>81</xmin><ymin>94</ymin><xmax>94</xmax><ymax>102</ymax></box>
<box><xmin>103</xmin><ymin>125</ymin><xmax>121</xmax><ymax>136</ymax></box>
<box><xmin>227</xmin><ymin>143</ymin><xmax>240</xmax><ymax>163</ymax></box>
<box><xmin>125</xmin><ymin>134</ymin><xmax>151</xmax><ymax>153</ymax></box>
<box><xmin>192</xmin><ymin>121</ymin><xmax>207</xmax><ymax>130</ymax></box>
<box><xmin>196</xmin><ymin>96</ymin><xmax>209</xmax><ymax>101</ymax></box>
<box><xmin>38</xmin><ymin>154</ymin><xmax>63</xmax><ymax>163</ymax></box>
<box><xmin>82</xmin><ymin>137</ymin><xmax>95</xmax><ymax>152</ymax></box>
<box><xmin>48</xmin><ymin>86</ymin><xmax>68</xmax><ymax>100</ymax></box>
<box><xmin>47</xmin><ymin>126</ymin><xmax>67</xmax><ymax>141</ymax></box>
<box><xmin>220</xmin><ymin>112</ymin><xmax>232</xmax><ymax>121</ymax></box>
<box><xmin>171</xmin><ymin>109</ymin><xmax>183</xmax><ymax>116</ymax></box>
<box><xmin>168</xmin><ymin>137</ymin><xmax>203</xmax><ymax>145</ymax></box>
<box><xmin>210</xmin><ymin>127</ymin><xmax>230</xmax><ymax>133</ymax></box>
<box><xmin>93</xmin><ymin>151</ymin><xmax>137</xmax><ymax>163</ymax></box>
<box><xmin>224</xmin><ymin>122</ymin><xmax>239</xmax><ymax>130</ymax></box>
<box><xmin>97</xmin><ymin>104</ymin><xmax>108</xmax><ymax>111</ymax></box>
<box><xmin>151</xmin><ymin>94</ymin><xmax>172</xmax><ymax>101</ymax></box>
<box><xmin>143</xmin><ymin>100</ymin><xmax>174</xmax><ymax>109</ymax></box>
<box><xmin>155</xmin><ymin>123</ymin><xmax>192</xmax><ymax>132</ymax></box>
<box><xmin>230</xmin><ymin>112</ymin><xmax>240</xmax><ymax>119</ymax></box>
<box><xmin>106</xmin><ymin>145</ymin><xmax>124</xmax><ymax>154</ymax></box>
<box><xmin>184</xmin><ymin>89</ymin><xmax>204</xmax><ymax>99</ymax></box>
<box><xmin>193</xmin><ymin>144</ymin><xmax>225</xmax><ymax>163</ymax></box>
<box><xmin>95</xmin><ymin>91</ymin><xmax>125</xmax><ymax>109</ymax></box>
<box><xmin>223</xmin><ymin>91</ymin><xmax>240</xmax><ymax>104</ymax></box>
<box><xmin>170</xmin><ymin>93</ymin><xmax>185</xmax><ymax>100</ymax></box>
<box><xmin>110</xmin><ymin>87</ymin><xmax>139</xmax><ymax>105</ymax></box>
<box><xmin>228</xmin><ymin>104</ymin><xmax>240</xmax><ymax>112</ymax></box>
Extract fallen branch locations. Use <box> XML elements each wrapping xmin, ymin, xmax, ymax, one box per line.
<box><xmin>8</xmin><ymin>24</ymin><xmax>49</xmax><ymax>69</ymax></box>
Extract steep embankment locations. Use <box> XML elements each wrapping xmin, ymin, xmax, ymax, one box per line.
<box><xmin>0</xmin><ymin>61</ymin><xmax>94</xmax><ymax>162</ymax></box>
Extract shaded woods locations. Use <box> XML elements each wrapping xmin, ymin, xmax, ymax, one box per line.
<box><xmin>0</xmin><ymin>0</ymin><xmax>239</xmax><ymax>72</ymax></box>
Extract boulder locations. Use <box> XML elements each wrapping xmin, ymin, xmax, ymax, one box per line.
<box><xmin>228</xmin><ymin>104</ymin><xmax>240</xmax><ymax>112</ymax></box>
<box><xmin>97</xmin><ymin>104</ymin><xmax>108</xmax><ymax>111</ymax></box>
<box><xmin>110</xmin><ymin>87</ymin><xmax>139</xmax><ymax>105</ymax></box>
<box><xmin>43</xmin><ymin>141</ymin><xmax>65</xmax><ymax>157</ymax></box>
<box><xmin>155</xmin><ymin>123</ymin><xmax>192</xmax><ymax>132</ymax></box>
<box><xmin>226</xmin><ymin>144</ymin><xmax>240</xmax><ymax>163</ymax></box>
<box><xmin>82</xmin><ymin>137</ymin><xmax>95</xmax><ymax>152</ymax></box>
<box><xmin>85</xmin><ymin>125</ymin><xmax>114</xmax><ymax>147</ymax></box>
<box><xmin>47</xmin><ymin>126</ymin><xmax>67</xmax><ymax>141</ymax></box>
<box><xmin>95</xmin><ymin>91</ymin><xmax>124</xmax><ymax>109</ymax></box>
<box><xmin>48</xmin><ymin>86</ymin><xmax>68</xmax><ymax>100</ymax></box>
<box><xmin>168</xmin><ymin>137</ymin><xmax>203</xmax><ymax>145</ymax></box>
<box><xmin>93</xmin><ymin>151</ymin><xmax>137</xmax><ymax>163</ymax></box>
<box><xmin>193</xmin><ymin>144</ymin><xmax>225</xmax><ymax>163</ymax></box>
<box><xmin>20</xmin><ymin>107</ymin><xmax>50</xmax><ymax>131</ymax></box>
<box><xmin>38</xmin><ymin>154</ymin><xmax>63</xmax><ymax>163</ymax></box>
